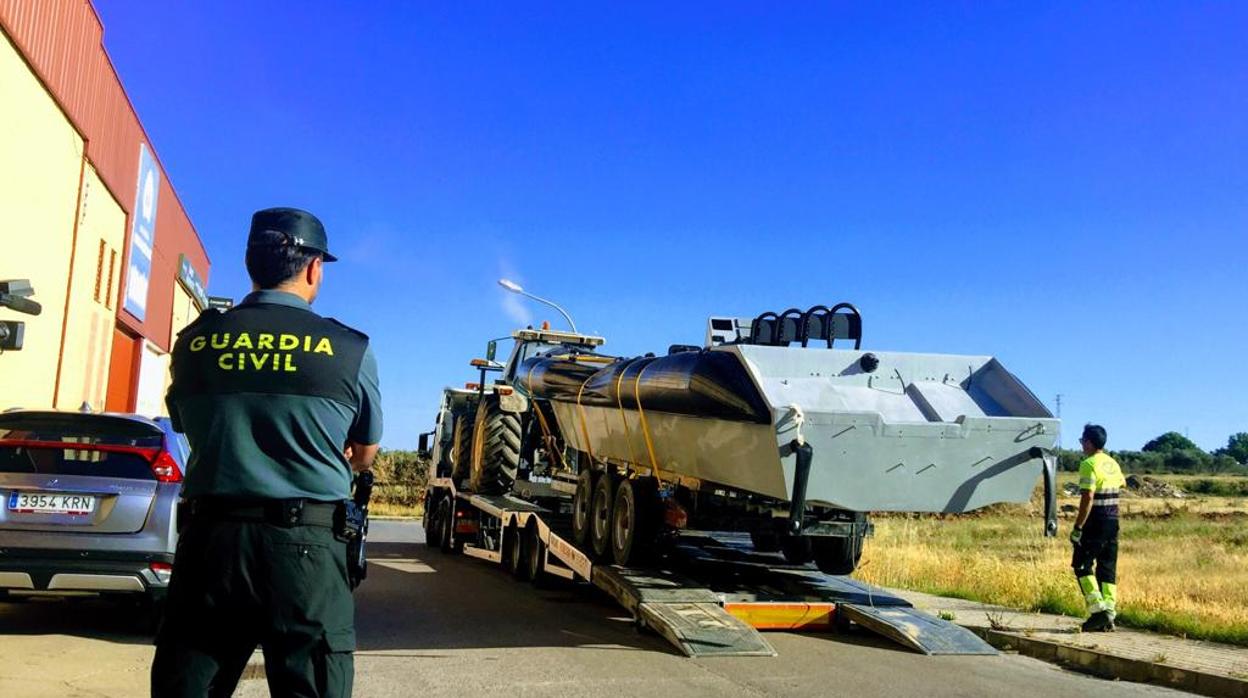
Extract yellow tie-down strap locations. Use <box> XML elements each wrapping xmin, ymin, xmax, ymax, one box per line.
<box><xmin>632</xmin><ymin>360</ymin><xmax>663</xmax><ymax>482</ymax></box>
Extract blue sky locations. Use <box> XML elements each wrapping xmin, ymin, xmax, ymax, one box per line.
<box><xmin>95</xmin><ymin>2</ymin><xmax>1246</xmax><ymax>451</ymax></box>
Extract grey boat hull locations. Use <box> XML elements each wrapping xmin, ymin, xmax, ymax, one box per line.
<box><xmin>528</xmin><ymin>344</ymin><xmax>1058</xmax><ymax>516</ymax></box>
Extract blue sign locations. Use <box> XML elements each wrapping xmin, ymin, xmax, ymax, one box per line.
<box><xmin>123</xmin><ymin>143</ymin><xmax>160</xmax><ymax>321</ymax></box>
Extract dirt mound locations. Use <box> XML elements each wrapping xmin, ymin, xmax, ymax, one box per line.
<box><xmin>1125</xmin><ymin>474</ymin><xmax>1187</xmax><ymax>498</ymax></box>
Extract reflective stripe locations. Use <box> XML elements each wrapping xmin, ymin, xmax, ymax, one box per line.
<box><xmin>1092</xmin><ymin>498</ymin><xmax>1119</xmax><ymax>507</ymax></box>
<box><xmin>1078</xmin><ymin>575</ymin><xmax>1106</xmax><ymax>613</ymax></box>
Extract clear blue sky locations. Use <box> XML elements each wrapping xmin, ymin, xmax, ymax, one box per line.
<box><xmin>95</xmin><ymin>2</ymin><xmax>1246</xmax><ymax>452</ymax></box>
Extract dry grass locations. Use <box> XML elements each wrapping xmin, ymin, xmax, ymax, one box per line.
<box><xmin>854</xmin><ymin>510</ymin><xmax>1248</xmax><ymax>646</ymax></box>
<box><xmin>365</xmin><ymin>450</ymin><xmax>427</xmax><ymax>518</ymax></box>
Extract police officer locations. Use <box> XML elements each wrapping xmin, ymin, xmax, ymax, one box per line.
<box><xmin>1070</xmin><ymin>423</ymin><xmax>1125</xmax><ymax>633</ymax></box>
<box><xmin>152</xmin><ymin>208</ymin><xmax>382</xmax><ymax>697</ymax></box>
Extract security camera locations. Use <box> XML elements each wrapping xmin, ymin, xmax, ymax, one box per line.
<box><xmin>0</xmin><ymin>279</ymin><xmax>41</xmax><ymax>316</ymax></box>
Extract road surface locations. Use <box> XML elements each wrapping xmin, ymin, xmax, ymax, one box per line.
<box><xmin>1</xmin><ymin>519</ymin><xmax>1187</xmax><ymax>697</ymax></box>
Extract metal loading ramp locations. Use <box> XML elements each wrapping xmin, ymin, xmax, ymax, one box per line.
<box><xmin>592</xmin><ymin>566</ymin><xmax>776</xmax><ymax>658</ymax></box>
<box><xmin>668</xmin><ymin>533</ymin><xmax>998</xmax><ymax>656</ymax></box>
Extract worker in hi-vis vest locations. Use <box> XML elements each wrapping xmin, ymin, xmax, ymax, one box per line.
<box><xmin>1069</xmin><ymin>423</ymin><xmax>1126</xmax><ymax>632</ymax></box>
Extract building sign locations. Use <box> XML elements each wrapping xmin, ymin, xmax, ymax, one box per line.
<box><xmin>207</xmin><ymin>296</ymin><xmax>235</xmax><ymax>311</ymax></box>
<box><xmin>123</xmin><ymin>143</ymin><xmax>160</xmax><ymax>321</ymax></box>
<box><xmin>177</xmin><ymin>254</ymin><xmax>209</xmax><ymax>310</ymax></box>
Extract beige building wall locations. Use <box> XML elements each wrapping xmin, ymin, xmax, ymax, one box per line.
<box><xmin>169</xmin><ymin>284</ymin><xmax>196</xmax><ymax>345</ymax></box>
<box><xmin>54</xmin><ymin>165</ymin><xmax>127</xmax><ymax>411</ymax></box>
<box><xmin>0</xmin><ymin>32</ymin><xmax>85</xmax><ymax>410</ymax></box>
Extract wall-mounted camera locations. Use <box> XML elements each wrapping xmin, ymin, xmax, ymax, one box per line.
<box><xmin>0</xmin><ymin>279</ymin><xmax>41</xmax><ymax>353</ymax></box>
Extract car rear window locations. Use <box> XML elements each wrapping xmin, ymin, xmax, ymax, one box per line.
<box><xmin>0</xmin><ymin>413</ymin><xmax>162</xmax><ymax>480</ymax></box>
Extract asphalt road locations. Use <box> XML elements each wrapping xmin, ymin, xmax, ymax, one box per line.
<box><xmin>2</xmin><ymin>519</ymin><xmax>1189</xmax><ymax>697</ymax></box>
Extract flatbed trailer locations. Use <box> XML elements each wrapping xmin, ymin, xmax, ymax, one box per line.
<box><xmin>423</xmin><ymin>478</ymin><xmax>996</xmax><ymax>658</ymax></box>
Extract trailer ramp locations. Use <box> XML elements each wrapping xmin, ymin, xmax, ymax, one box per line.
<box><xmin>593</xmin><ymin>566</ymin><xmax>776</xmax><ymax>657</ymax></box>
<box><xmin>673</xmin><ymin>533</ymin><xmax>996</xmax><ymax>656</ymax></box>
<box><xmin>837</xmin><ymin>603</ymin><xmax>996</xmax><ymax>655</ymax></box>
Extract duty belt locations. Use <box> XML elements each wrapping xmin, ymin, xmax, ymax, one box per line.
<box><xmin>182</xmin><ymin>498</ymin><xmax>341</xmax><ymax>528</ymax></box>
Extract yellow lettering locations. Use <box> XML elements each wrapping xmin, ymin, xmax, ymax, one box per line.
<box><xmin>258</xmin><ymin>333</ymin><xmax>275</xmax><ymax>350</ymax></box>
<box><xmin>217</xmin><ymin>353</ymin><xmax>234</xmax><ymax>370</ymax></box>
<box><xmin>284</xmin><ymin>353</ymin><xmax>298</xmax><ymax>372</ymax></box>
<box><xmin>279</xmin><ymin>334</ymin><xmax>299</xmax><ymax>350</ymax></box>
<box><xmin>272</xmin><ymin>354</ymin><xmax>282</xmax><ymax>371</ymax></box>
<box><xmin>210</xmin><ymin>333</ymin><xmax>230</xmax><ymax>349</ymax></box>
<box><xmin>303</xmin><ymin>336</ymin><xmax>312</xmax><ymax>352</ymax></box>
<box><xmin>190</xmin><ymin>336</ymin><xmax>207</xmax><ymax>352</ymax></box>
<box><xmin>250</xmin><ymin>354</ymin><xmax>270</xmax><ymax>370</ymax></box>
<box><xmin>313</xmin><ymin>337</ymin><xmax>334</xmax><ymax>356</ymax></box>
<box><xmin>233</xmin><ymin>333</ymin><xmax>253</xmax><ymax>350</ymax></box>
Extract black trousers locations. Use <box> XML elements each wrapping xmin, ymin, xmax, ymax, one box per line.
<box><xmin>1071</xmin><ymin>518</ymin><xmax>1119</xmax><ymax>584</ymax></box>
<box><xmin>151</xmin><ymin>518</ymin><xmax>355</xmax><ymax>697</ymax></box>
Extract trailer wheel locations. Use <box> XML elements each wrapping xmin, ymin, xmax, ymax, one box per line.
<box><xmin>524</xmin><ymin>524</ymin><xmax>547</xmax><ymax>586</ymax></box>
<box><xmin>571</xmin><ymin>468</ymin><xmax>596</xmax><ymax>548</ymax></box>
<box><xmin>589</xmin><ymin>471</ymin><xmax>615</xmax><ymax>559</ymax></box>
<box><xmin>610</xmin><ymin>478</ymin><xmax>656</xmax><ymax>566</ymax></box>
<box><xmin>811</xmin><ymin>534</ymin><xmax>864</xmax><ymax>575</ymax></box>
<box><xmin>506</xmin><ymin>523</ymin><xmax>530</xmax><ymax>580</ymax></box>
<box><xmin>423</xmin><ymin>493</ymin><xmax>439</xmax><ymax>548</ymax></box>
<box><xmin>435</xmin><ymin>499</ymin><xmax>454</xmax><ymax>553</ymax></box>
<box><xmin>470</xmin><ymin>401</ymin><xmax>521</xmax><ymax>494</ymax></box>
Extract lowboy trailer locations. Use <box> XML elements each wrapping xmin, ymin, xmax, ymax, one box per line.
<box><xmin>422</xmin><ymin>477</ymin><xmax>998</xmax><ymax>657</ymax></box>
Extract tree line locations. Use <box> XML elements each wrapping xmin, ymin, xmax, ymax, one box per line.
<box><xmin>1058</xmin><ymin>431</ymin><xmax>1248</xmax><ymax>475</ymax></box>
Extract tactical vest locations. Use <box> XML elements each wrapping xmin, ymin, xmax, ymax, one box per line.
<box><xmin>172</xmin><ymin>302</ymin><xmax>367</xmax><ymax>408</ymax></box>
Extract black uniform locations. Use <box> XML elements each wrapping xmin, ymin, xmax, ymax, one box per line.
<box><xmin>151</xmin><ymin>289</ymin><xmax>382</xmax><ymax>698</ymax></box>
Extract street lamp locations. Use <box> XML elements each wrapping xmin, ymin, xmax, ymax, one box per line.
<box><xmin>497</xmin><ymin>278</ymin><xmax>578</xmax><ymax>333</ymax></box>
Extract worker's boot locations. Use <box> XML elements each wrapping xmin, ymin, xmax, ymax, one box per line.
<box><xmin>1081</xmin><ymin>611</ymin><xmax>1114</xmax><ymax>632</ymax></box>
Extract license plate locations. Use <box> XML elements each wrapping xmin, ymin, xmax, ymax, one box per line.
<box><xmin>8</xmin><ymin>492</ymin><xmax>96</xmax><ymax>515</ymax></box>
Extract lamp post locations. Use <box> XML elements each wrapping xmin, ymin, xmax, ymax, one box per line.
<box><xmin>497</xmin><ymin>278</ymin><xmax>578</xmax><ymax>333</ymax></box>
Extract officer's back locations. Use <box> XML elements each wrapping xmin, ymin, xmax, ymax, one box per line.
<box><xmin>152</xmin><ymin>208</ymin><xmax>382</xmax><ymax>698</ymax></box>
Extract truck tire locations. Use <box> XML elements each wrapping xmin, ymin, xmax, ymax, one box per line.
<box><xmin>469</xmin><ymin>401</ymin><xmax>521</xmax><ymax>494</ymax></box>
<box><xmin>524</xmin><ymin>523</ymin><xmax>548</xmax><ymax>586</ymax></box>
<box><xmin>423</xmin><ymin>494</ymin><xmax>439</xmax><ymax>548</ymax></box>
<box><xmin>811</xmin><ymin>534</ymin><xmax>864</xmax><ymax>575</ymax></box>
<box><xmin>436</xmin><ymin>499</ymin><xmax>461</xmax><ymax>554</ymax></box>
<box><xmin>610</xmin><ymin>478</ymin><xmax>656</xmax><ymax>566</ymax></box>
<box><xmin>571</xmin><ymin>468</ymin><xmax>595</xmax><ymax>548</ymax></box>
<box><xmin>450</xmin><ymin>416</ymin><xmax>473</xmax><ymax>482</ymax></box>
<box><xmin>506</xmin><ymin>523</ymin><xmax>530</xmax><ymax>580</ymax></box>
<box><xmin>590</xmin><ymin>472</ymin><xmax>615</xmax><ymax>560</ymax></box>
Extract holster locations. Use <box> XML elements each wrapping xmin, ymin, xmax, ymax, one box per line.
<box><xmin>336</xmin><ymin>501</ymin><xmax>368</xmax><ymax>589</ymax></box>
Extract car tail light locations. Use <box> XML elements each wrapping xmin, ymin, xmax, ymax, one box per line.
<box><xmin>150</xmin><ymin>450</ymin><xmax>183</xmax><ymax>483</ymax></box>
<box><xmin>149</xmin><ymin>561</ymin><xmax>173</xmax><ymax>583</ymax></box>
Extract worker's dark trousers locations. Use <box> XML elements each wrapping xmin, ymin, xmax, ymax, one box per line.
<box><xmin>151</xmin><ymin>518</ymin><xmax>355</xmax><ymax>697</ymax></box>
<box><xmin>1071</xmin><ymin>518</ymin><xmax>1119</xmax><ymax>616</ymax></box>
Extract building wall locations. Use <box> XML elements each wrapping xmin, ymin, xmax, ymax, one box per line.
<box><xmin>54</xmin><ymin>163</ymin><xmax>127</xmax><ymax>411</ymax></box>
<box><xmin>0</xmin><ymin>29</ymin><xmax>84</xmax><ymax>409</ymax></box>
<box><xmin>0</xmin><ymin>1</ymin><xmax>212</xmax><ymax>416</ymax></box>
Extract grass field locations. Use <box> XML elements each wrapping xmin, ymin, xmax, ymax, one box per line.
<box><xmin>854</xmin><ymin>509</ymin><xmax>1248</xmax><ymax>646</ymax></box>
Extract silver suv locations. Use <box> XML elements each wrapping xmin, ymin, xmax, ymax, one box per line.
<box><xmin>0</xmin><ymin>410</ymin><xmax>187</xmax><ymax>617</ymax></box>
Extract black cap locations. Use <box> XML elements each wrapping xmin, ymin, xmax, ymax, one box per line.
<box><xmin>247</xmin><ymin>207</ymin><xmax>338</xmax><ymax>262</ymax></box>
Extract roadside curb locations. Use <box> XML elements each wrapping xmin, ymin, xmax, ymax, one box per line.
<box><xmin>968</xmin><ymin>625</ymin><xmax>1248</xmax><ymax>698</ymax></box>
